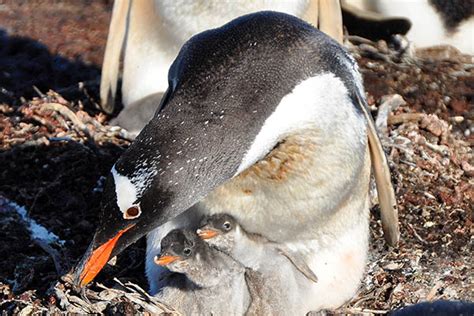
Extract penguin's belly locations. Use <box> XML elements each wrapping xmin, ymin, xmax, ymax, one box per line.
<box><xmin>200</xmin><ymin>130</ymin><xmax>370</xmax><ymax>243</ymax></box>
<box><xmin>290</xmin><ymin>209</ymin><xmax>370</xmax><ymax>311</ymax></box>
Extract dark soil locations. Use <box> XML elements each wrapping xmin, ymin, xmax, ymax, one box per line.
<box><xmin>0</xmin><ymin>2</ymin><xmax>472</xmax><ymax>314</ymax></box>
<box><xmin>0</xmin><ymin>1</ymin><xmax>110</xmax><ymax>107</ymax></box>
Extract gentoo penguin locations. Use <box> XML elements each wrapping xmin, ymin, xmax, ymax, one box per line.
<box><xmin>198</xmin><ymin>214</ymin><xmax>318</xmax><ymax>315</ymax></box>
<box><xmin>153</xmin><ymin>229</ymin><xmax>250</xmax><ymax>315</ymax></box>
<box><xmin>101</xmin><ymin>0</ymin><xmax>343</xmax><ymax>134</ymax></box>
<box><xmin>74</xmin><ymin>12</ymin><xmax>398</xmax><ymax>311</ymax></box>
<box><xmin>344</xmin><ymin>0</ymin><xmax>474</xmax><ymax>54</ymax></box>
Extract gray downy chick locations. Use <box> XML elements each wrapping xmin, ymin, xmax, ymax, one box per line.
<box><xmin>198</xmin><ymin>214</ymin><xmax>318</xmax><ymax>315</ymax></box>
<box><xmin>154</xmin><ymin>229</ymin><xmax>250</xmax><ymax>315</ymax></box>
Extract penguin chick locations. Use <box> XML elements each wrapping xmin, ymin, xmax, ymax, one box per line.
<box><xmin>154</xmin><ymin>229</ymin><xmax>250</xmax><ymax>315</ymax></box>
<box><xmin>198</xmin><ymin>214</ymin><xmax>317</xmax><ymax>315</ymax></box>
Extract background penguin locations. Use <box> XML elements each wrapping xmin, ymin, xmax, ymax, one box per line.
<box><xmin>198</xmin><ymin>213</ymin><xmax>318</xmax><ymax>315</ymax></box>
<box><xmin>73</xmin><ymin>12</ymin><xmax>398</xmax><ymax>312</ymax></box>
<box><xmin>103</xmin><ymin>1</ymin><xmax>472</xmax><ymax>136</ymax></box>
<box><xmin>101</xmin><ymin>0</ymin><xmax>413</xmax><ymax>136</ymax></box>
<box><xmin>345</xmin><ymin>0</ymin><xmax>474</xmax><ymax>54</ymax></box>
<box><xmin>100</xmin><ymin>0</ymin><xmax>344</xmax><ymax>126</ymax></box>
<box><xmin>153</xmin><ymin>229</ymin><xmax>250</xmax><ymax>315</ymax></box>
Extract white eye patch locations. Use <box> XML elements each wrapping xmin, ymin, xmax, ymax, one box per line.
<box><xmin>111</xmin><ymin>165</ymin><xmax>140</xmax><ymax>219</ymax></box>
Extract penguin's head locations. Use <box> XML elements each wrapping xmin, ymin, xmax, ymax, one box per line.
<box><xmin>197</xmin><ymin>214</ymin><xmax>239</xmax><ymax>254</ymax></box>
<box><xmin>73</xmin><ymin>11</ymin><xmax>365</xmax><ymax>287</ymax></box>
<box><xmin>154</xmin><ymin>229</ymin><xmax>205</xmax><ymax>273</ymax></box>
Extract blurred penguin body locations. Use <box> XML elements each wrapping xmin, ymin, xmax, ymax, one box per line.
<box><xmin>100</xmin><ymin>0</ymin><xmax>344</xmax><ymax>135</ymax></box>
<box><xmin>344</xmin><ymin>0</ymin><xmax>474</xmax><ymax>54</ymax></box>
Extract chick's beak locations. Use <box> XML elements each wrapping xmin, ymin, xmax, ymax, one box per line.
<box><xmin>78</xmin><ymin>224</ymin><xmax>135</xmax><ymax>287</ymax></box>
<box><xmin>197</xmin><ymin>228</ymin><xmax>219</xmax><ymax>239</ymax></box>
<box><xmin>154</xmin><ymin>254</ymin><xmax>180</xmax><ymax>266</ymax></box>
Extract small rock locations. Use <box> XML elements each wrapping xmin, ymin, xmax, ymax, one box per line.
<box><xmin>423</xmin><ymin>221</ymin><xmax>436</xmax><ymax>228</ymax></box>
<box><xmin>377</xmin><ymin>40</ymin><xmax>389</xmax><ymax>54</ymax></box>
<box><xmin>449</xmin><ymin>99</ymin><xmax>469</xmax><ymax>114</ymax></box>
<box><xmin>18</xmin><ymin>305</ymin><xmax>34</xmax><ymax>316</ymax></box>
<box><xmin>461</xmin><ymin>161</ymin><xmax>474</xmax><ymax>177</ymax></box>
<box><xmin>449</xmin><ymin>116</ymin><xmax>464</xmax><ymax>123</ymax></box>
<box><xmin>420</xmin><ymin>114</ymin><xmax>448</xmax><ymax>137</ymax></box>
<box><xmin>383</xmin><ymin>262</ymin><xmax>404</xmax><ymax>270</ymax></box>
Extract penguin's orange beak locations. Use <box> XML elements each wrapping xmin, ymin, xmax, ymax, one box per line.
<box><xmin>79</xmin><ymin>224</ymin><xmax>135</xmax><ymax>287</ymax></box>
<box><xmin>154</xmin><ymin>254</ymin><xmax>180</xmax><ymax>266</ymax></box>
<box><xmin>197</xmin><ymin>228</ymin><xmax>219</xmax><ymax>239</ymax></box>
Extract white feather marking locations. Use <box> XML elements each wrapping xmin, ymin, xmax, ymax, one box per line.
<box><xmin>111</xmin><ymin>165</ymin><xmax>138</xmax><ymax>217</ymax></box>
<box><xmin>236</xmin><ymin>73</ymin><xmax>365</xmax><ymax>174</ymax></box>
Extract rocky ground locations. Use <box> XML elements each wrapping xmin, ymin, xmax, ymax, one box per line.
<box><xmin>0</xmin><ymin>2</ymin><xmax>472</xmax><ymax>315</ymax></box>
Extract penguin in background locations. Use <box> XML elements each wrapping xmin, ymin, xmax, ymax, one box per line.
<box><xmin>344</xmin><ymin>0</ymin><xmax>474</xmax><ymax>54</ymax></box>
<box><xmin>100</xmin><ymin>0</ymin><xmax>344</xmax><ymax>135</ymax></box>
<box><xmin>74</xmin><ymin>11</ymin><xmax>399</xmax><ymax>312</ymax></box>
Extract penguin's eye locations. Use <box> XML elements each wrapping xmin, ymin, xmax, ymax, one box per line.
<box><xmin>223</xmin><ymin>221</ymin><xmax>232</xmax><ymax>231</ymax></box>
<box><xmin>183</xmin><ymin>248</ymin><xmax>192</xmax><ymax>256</ymax></box>
<box><xmin>124</xmin><ymin>204</ymin><xmax>141</xmax><ymax>219</ymax></box>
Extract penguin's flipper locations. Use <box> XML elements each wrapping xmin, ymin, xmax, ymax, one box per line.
<box><xmin>276</xmin><ymin>246</ymin><xmax>318</xmax><ymax>283</ymax></box>
<box><xmin>100</xmin><ymin>0</ymin><xmax>130</xmax><ymax>114</ymax></box>
<box><xmin>356</xmin><ymin>93</ymin><xmax>400</xmax><ymax>247</ymax></box>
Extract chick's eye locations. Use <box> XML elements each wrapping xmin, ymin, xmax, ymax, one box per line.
<box><xmin>183</xmin><ymin>248</ymin><xmax>192</xmax><ymax>256</ymax></box>
<box><xmin>223</xmin><ymin>221</ymin><xmax>231</xmax><ymax>230</ymax></box>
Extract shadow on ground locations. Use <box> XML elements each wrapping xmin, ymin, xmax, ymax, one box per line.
<box><xmin>0</xmin><ymin>29</ymin><xmax>101</xmax><ymax>107</ymax></box>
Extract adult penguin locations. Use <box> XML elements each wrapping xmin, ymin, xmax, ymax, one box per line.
<box><xmin>74</xmin><ymin>11</ymin><xmax>398</xmax><ymax>311</ymax></box>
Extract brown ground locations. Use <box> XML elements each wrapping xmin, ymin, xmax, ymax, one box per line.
<box><xmin>0</xmin><ymin>2</ymin><xmax>472</xmax><ymax>315</ymax></box>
